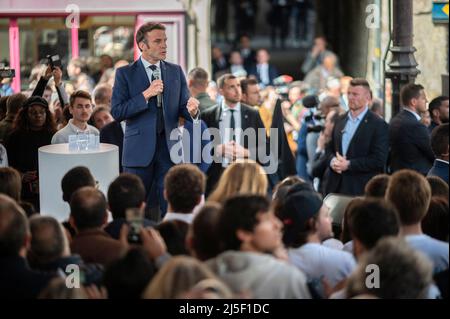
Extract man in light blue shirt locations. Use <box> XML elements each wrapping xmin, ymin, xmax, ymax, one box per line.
<box><xmin>325</xmin><ymin>78</ymin><xmax>389</xmax><ymax>196</ymax></box>
<box><xmin>386</xmin><ymin>169</ymin><xmax>449</xmax><ymax>274</ymax></box>
<box><xmin>341</xmin><ymin>106</ymin><xmax>369</xmax><ymax>157</ymax></box>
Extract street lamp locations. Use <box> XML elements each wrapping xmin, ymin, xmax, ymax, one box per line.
<box><xmin>385</xmin><ymin>0</ymin><xmax>420</xmax><ymax>116</ymax></box>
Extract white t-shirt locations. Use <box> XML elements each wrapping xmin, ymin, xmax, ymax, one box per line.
<box><xmin>405</xmin><ymin>234</ymin><xmax>449</xmax><ymax>274</ymax></box>
<box><xmin>288</xmin><ymin>242</ymin><xmax>357</xmax><ymax>288</ymax></box>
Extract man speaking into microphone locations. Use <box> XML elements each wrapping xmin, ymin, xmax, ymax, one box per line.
<box><xmin>111</xmin><ymin>22</ymin><xmax>200</xmax><ymax>216</ymax></box>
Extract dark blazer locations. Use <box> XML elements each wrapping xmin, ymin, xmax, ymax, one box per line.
<box><xmin>389</xmin><ymin>110</ymin><xmax>435</xmax><ymax>175</ymax></box>
<box><xmin>111</xmin><ymin>59</ymin><xmax>192</xmax><ymax>168</ymax></box>
<box><xmin>100</xmin><ymin>121</ymin><xmax>123</xmax><ymax>172</ymax></box>
<box><xmin>248</xmin><ymin>64</ymin><xmax>279</xmax><ymax>86</ymax></box>
<box><xmin>325</xmin><ymin>110</ymin><xmax>389</xmax><ymax>196</ymax></box>
<box><xmin>201</xmin><ymin>103</ymin><xmax>266</xmax><ymax>195</ymax></box>
<box><xmin>100</xmin><ymin>120</ymin><xmax>124</xmax><ymax>172</ymax></box>
<box><xmin>428</xmin><ymin>160</ymin><xmax>449</xmax><ymax>185</ymax></box>
<box><xmin>0</xmin><ymin>256</ymin><xmax>55</xmax><ymax>299</ymax></box>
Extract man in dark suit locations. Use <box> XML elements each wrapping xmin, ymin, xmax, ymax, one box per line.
<box><xmin>0</xmin><ymin>194</ymin><xmax>54</xmax><ymax>299</ymax></box>
<box><xmin>325</xmin><ymin>78</ymin><xmax>389</xmax><ymax>196</ymax></box>
<box><xmin>248</xmin><ymin>49</ymin><xmax>279</xmax><ymax>87</ymax></box>
<box><xmin>111</xmin><ymin>22</ymin><xmax>200</xmax><ymax>216</ymax></box>
<box><xmin>100</xmin><ymin>120</ymin><xmax>124</xmax><ymax>172</ymax></box>
<box><xmin>237</xmin><ymin>35</ymin><xmax>257</xmax><ymax>73</ymax></box>
<box><xmin>201</xmin><ymin>74</ymin><xmax>267</xmax><ymax>195</ymax></box>
<box><xmin>428</xmin><ymin>123</ymin><xmax>449</xmax><ymax>184</ymax></box>
<box><xmin>389</xmin><ymin>83</ymin><xmax>435</xmax><ymax>175</ymax></box>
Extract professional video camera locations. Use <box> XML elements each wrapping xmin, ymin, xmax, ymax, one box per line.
<box><xmin>302</xmin><ymin>95</ymin><xmax>326</xmax><ymax>133</ymax></box>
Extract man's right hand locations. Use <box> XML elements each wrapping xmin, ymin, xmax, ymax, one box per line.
<box><xmin>143</xmin><ymin>80</ymin><xmax>164</xmax><ymax>101</ymax></box>
<box><xmin>43</xmin><ymin>65</ymin><xmax>52</xmax><ymax>81</ymax></box>
<box><xmin>52</xmin><ymin>67</ymin><xmax>62</xmax><ymax>86</ymax></box>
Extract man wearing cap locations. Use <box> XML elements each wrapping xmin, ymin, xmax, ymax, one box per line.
<box><xmin>277</xmin><ymin>186</ymin><xmax>356</xmax><ymax>295</ymax></box>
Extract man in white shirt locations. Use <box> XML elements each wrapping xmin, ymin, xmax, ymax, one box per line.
<box><xmin>51</xmin><ymin>90</ymin><xmax>99</xmax><ymax>144</ymax></box>
<box><xmin>162</xmin><ymin>164</ymin><xmax>206</xmax><ymax>225</ymax></box>
<box><xmin>249</xmin><ymin>49</ymin><xmax>279</xmax><ymax>88</ymax></box>
<box><xmin>200</xmin><ymin>74</ymin><xmax>266</xmax><ymax>195</ymax></box>
<box><xmin>386</xmin><ymin>169</ymin><xmax>449</xmax><ymax>274</ymax></box>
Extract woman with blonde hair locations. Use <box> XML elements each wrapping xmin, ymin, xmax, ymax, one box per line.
<box><xmin>207</xmin><ymin>160</ymin><xmax>268</xmax><ymax>204</ymax></box>
<box><xmin>142</xmin><ymin>256</ymin><xmax>226</xmax><ymax>299</ymax></box>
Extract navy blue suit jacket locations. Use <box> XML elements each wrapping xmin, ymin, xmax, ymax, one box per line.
<box><xmin>100</xmin><ymin>120</ymin><xmax>124</xmax><ymax>172</ymax></box>
<box><xmin>389</xmin><ymin>110</ymin><xmax>435</xmax><ymax>175</ymax></box>
<box><xmin>325</xmin><ymin>110</ymin><xmax>389</xmax><ymax>196</ymax></box>
<box><xmin>428</xmin><ymin>160</ymin><xmax>449</xmax><ymax>185</ymax></box>
<box><xmin>111</xmin><ymin>59</ymin><xmax>192</xmax><ymax>167</ymax></box>
<box><xmin>248</xmin><ymin>64</ymin><xmax>279</xmax><ymax>86</ymax></box>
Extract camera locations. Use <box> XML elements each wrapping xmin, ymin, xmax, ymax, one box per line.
<box><xmin>307</xmin><ymin>124</ymin><xmax>325</xmax><ymax>133</ymax></box>
<box><xmin>302</xmin><ymin>95</ymin><xmax>320</xmax><ymax>109</ymax></box>
<box><xmin>46</xmin><ymin>54</ymin><xmax>62</xmax><ymax>70</ymax></box>
<box><xmin>0</xmin><ymin>68</ymin><xmax>15</xmax><ymax>79</ymax></box>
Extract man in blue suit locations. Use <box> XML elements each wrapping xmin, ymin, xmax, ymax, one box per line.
<box><xmin>428</xmin><ymin>123</ymin><xmax>449</xmax><ymax>184</ymax></box>
<box><xmin>111</xmin><ymin>22</ymin><xmax>200</xmax><ymax>216</ymax></box>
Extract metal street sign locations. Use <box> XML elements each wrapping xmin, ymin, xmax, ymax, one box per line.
<box><xmin>433</xmin><ymin>2</ymin><xmax>449</xmax><ymax>23</ymax></box>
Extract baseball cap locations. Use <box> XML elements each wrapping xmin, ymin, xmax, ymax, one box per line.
<box><xmin>22</xmin><ymin>96</ymin><xmax>49</xmax><ymax>110</ymax></box>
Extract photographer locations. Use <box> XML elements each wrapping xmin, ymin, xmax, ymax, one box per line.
<box><xmin>296</xmin><ymin>95</ymin><xmax>340</xmax><ymax>181</ymax></box>
<box><xmin>312</xmin><ymin>106</ymin><xmax>344</xmax><ymax>195</ymax></box>
<box><xmin>32</xmin><ymin>58</ymin><xmax>69</xmax><ymax>109</ymax></box>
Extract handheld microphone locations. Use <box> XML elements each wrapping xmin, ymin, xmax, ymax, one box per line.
<box><xmin>153</xmin><ymin>67</ymin><xmax>162</xmax><ymax>107</ymax></box>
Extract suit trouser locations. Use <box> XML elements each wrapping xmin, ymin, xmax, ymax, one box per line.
<box><xmin>124</xmin><ymin>132</ymin><xmax>172</xmax><ymax>217</ymax></box>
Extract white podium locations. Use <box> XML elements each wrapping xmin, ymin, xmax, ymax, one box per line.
<box><xmin>38</xmin><ymin>143</ymin><xmax>120</xmax><ymax>221</ymax></box>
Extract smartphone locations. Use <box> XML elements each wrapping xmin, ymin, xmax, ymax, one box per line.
<box><xmin>47</xmin><ymin>54</ymin><xmax>62</xmax><ymax>70</ymax></box>
<box><xmin>126</xmin><ymin>207</ymin><xmax>144</xmax><ymax>244</ymax></box>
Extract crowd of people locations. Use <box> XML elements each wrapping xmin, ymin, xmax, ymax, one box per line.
<box><xmin>0</xmin><ymin>21</ymin><xmax>449</xmax><ymax>299</ymax></box>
